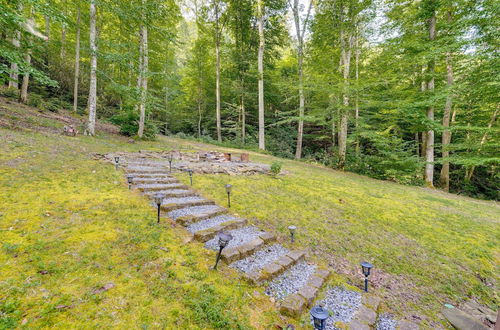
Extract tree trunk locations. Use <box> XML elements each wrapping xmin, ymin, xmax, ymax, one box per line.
<box><xmin>354</xmin><ymin>26</ymin><xmax>360</xmax><ymax>157</ymax></box>
<box><xmin>241</xmin><ymin>94</ymin><xmax>246</xmax><ymax>144</ymax></box>
<box><xmin>439</xmin><ymin>52</ymin><xmax>454</xmax><ymax>191</ymax></box>
<box><xmin>424</xmin><ymin>12</ymin><xmax>436</xmax><ymax>188</ymax></box>
<box><xmin>9</xmin><ymin>7</ymin><xmax>22</xmax><ymax>90</ymax></box>
<box><xmin>257</xmin><ymin>0</ymin><xmax>265</xmax><ymax>150</ymax></box>
<box><xmin>338</xmin><ymin>31</ymin><xmax>353</xmax><ymax>170</ymax></box>
<box><xmin>19</xmin><ymin>50</ymin><xmax>31</xmax><ymax>103</ymax></box>
<box><xmin>86</xmin><ymin>0</ymin><xmax>97</xmax><ymax>136</ymax></box>
<box><xmin>215</xmin><ymin>1</ymin><xmax>222</xmax><ymax>142</ymax></box>
<box><xmin>73</xmin><ymin>6</ymin><xmax>81</xmax><ymax>112</ymax></box>
<box><xmin>292</xmin><ymin>0</ymin><xmax>312</xmax><ymax>159</ymax></box>
<box><xmin>61</xmin><ymin>24</ymin><xmax>66</xmax><ymax>60</ymax></box>
<box><xmin>137</xmin><ymin>22</ymin><xmax>148</xmax><ymax>138</ymax></box>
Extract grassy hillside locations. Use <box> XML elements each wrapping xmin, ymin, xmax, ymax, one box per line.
<box><xmin>1</xmin><ymin>98</ymin><xmax>498</xmax><ymax>328</ymax></box>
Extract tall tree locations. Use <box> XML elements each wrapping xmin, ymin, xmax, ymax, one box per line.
<box><xmin>257</xmin><ymin>0</ymin><xmax>265</xmax><ymax>150</ymax></box>
<box><xmin>137</xmin><ymin>0</ymin><xmax>149</xmax><ymax>138</ymax></box>
<box><xmin>214</xmin><ymin>0</ymin><xmax>223</xmax><ymax>142</ymax></box>
<box><xmin>290</xmin><ymin>0</ymin><xmax>313</xmax><ymax>159</ymax></box>
<box><xmin>86</xmin><ymin>0</ymin><xmax>97</xmax><ymax>136</ymax></box>
<box><xmin>73</xmin><ymin>4</ymin><xmax>80</xmax><ymax>112</ymax></box>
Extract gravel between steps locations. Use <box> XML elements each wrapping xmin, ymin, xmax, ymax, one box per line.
<box><xmin>265</xmin><ymin>261</ymin><xmax>316</xmax><ymax>301</ymax></box>
<box><xmin>187</xmin><ymin>214</ymin><xmax>240</xmax><ymax>233</ymax></box>
<box><xmin>315</xmin><ymin>286</ymin><xmax>361</xmax><ymax>329</ymax></box>
<box><xmin>204</xmin><ymin>226</ymin><xmax>264</xmax><ymax>251</ymax></box>
<box><xmin>167</xmin><ymin>205</ymin><xmax>223</xmax><ymax>220</ymax></box>
<box><xmin>136</xmin><ymin>183</ymin><xmax>181</xmax><ymax>189</ymax></box>
<box><xmin>231</xmin><ymin>244</ymin><xmax>289</xmax><ymax>274</ymax></box>
<box><xmin>376</xmin><ymin>313</ymin><xmax>397</xmax><ymax>330</ymax></box>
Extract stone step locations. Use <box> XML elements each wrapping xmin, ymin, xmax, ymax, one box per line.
<box><xmin>127</xmin><ymin>169</ymin><xmax>172</xmax><ymax>175</ymax></box>
<box><xmin>239</xmin><ymin>249</ymin><xmax>306</xmax><ymax>285</ymax></box>
<box><xmin>128</xmin><ymin>172</ymin><xmax>174</xmax><ymax>178</ymax></box>
<box><xmin>127</xmin><ymin>166</ymin><xmax>169</xmax><ymax>172</ymax></box>
<box><xmin>264</xmin><ymin>261</ymin><xmax>330</xmax><ymax>318</ymax></box>
<box><xmin>136</xmin><ymin>183</ymin><xmax>186</xmax><ymax>192</ymax></box>
<box><xmin>231</xmin><ymin>244</ymin><xmax>289</xmax><ymax>281</ymax></box>
<box><xmin>308</xmin><ymin>286</ymin><xmax>363</xmax><ymax>328</ymax></box>
<box><xmin>148</xmin><ymin>189</ymin><xmax>196</xmax><ymax>198</ymax></box>
<box><xmin>203</xmin><ymin>226</ymin><xmax>276</xmax><ymax>263</ymax></box>
<box><xmin>133</xmin><ymin>177</ymin><xmax>177</xmax><ymax>184</ymax></box>
<box><xmin>191</xmin><ymin>216</ymin><xmax>248</xmax><ymax>242</ymax></box>
<box><xmin>170</xmin><ymin>205</ymin><xmax>228</xmax><ymax>225</ymax></box>
<box><xmin>161</xmin><ymin>196</ymin><xmax>215</xmax><ymax>212</ymax></box>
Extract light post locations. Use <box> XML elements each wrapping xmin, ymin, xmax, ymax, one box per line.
<box><xmin>188</xmin><ymin>169</ymin><xmax>193</xmax><ymax>186</ymax></box>
<box><xmin>114</xmin><ymin>156</ymin><xmax>120</xmax><ymax>170</ymax></box>
<box><xmin>288</xmin><ymin>225</ymin><xmax>296</xmax><ymax>243</ymax></box>
<box><xmin>361</xmin><ymin>261</ymin><xmax>373</xmax><ymax>292</ymax></box>
<box><xmin>127</xmin><ymin>175</ymin><xmax>134</xmax><ymax>190</ymax></box>
<box><xmin>213</xmin><ymin>232</ymin><xmax>233</xmax><ymax>270</ymax></box>
<box><xmin>225</xmin><ymin>184</ymin><xmax>232</xmax><ymax>208</ymax></box>
<box><xmin>310</xmin><ymin>305</ymin><xmax>329</xmax><ymax>330</ymax></box>
<box><xmin>154</xmin><ymin>193</ymin><xmax>164</xmax><ymax>224</ymax></box>
<box><xmin>168</xmin><ymin>154</ymin><xmax>173</xmax><ymax>173</ymax></box>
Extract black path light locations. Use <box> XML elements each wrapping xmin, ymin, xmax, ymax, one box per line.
<box><xmin>168</xmin><ymin>154</ymin><xmax>173</xmax><ymax>173</ymax></box>
<box><xmin>225</xmin><ymin>184</ymin><xmax>232</xmax><ymax>208</ymax></box>
<box><xmin>188</xmin><ymin>169</ymin><xmax>193</xmax><ymax>186</ymax></box>
<box><xmin>310</xmin><ymin>305</ymin><xmax>329</xmax><ymax>330</ymax></box>
<box><xmin>154</xmin><ymin>193</ymin><xmax>164</xmax><ymax>223</ymax></box>
<box><xmin>361</xmin><ymin>261</ymin><xmax>373</xmax><ymax>292</ymax></box>
<box><xmin>127</xmin><ymin>175</ymin><xmax>134</xmax><ymax>190</ymax></box>
<box><xmin>114</xmin><ymin>156</ymin><xmax>120</xmax><ymax>170</ymax></box>
<box><xmin>213</xmin><ymin>232</ymin><xmax>233</xmax><ymax>270</ymax></box>
<box><xmin>288</xmin><ymin>225</ymin><xmax>297</xmax><ymax>243</ymax></box>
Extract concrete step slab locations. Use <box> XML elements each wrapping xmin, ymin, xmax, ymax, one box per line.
<box><xmin>191</xmin><ymin>217</ymin><xmax>248</xmax><ymax>242</ymax></box>
<box><xmin>137</xmin><ymin>183</ymin><xmax>187</xmax><ymax>192</ymax></box>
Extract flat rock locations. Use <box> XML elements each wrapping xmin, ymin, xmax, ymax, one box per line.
<box><xmin>280</xmin><ymin>294</ymin><xmax>307</xmax><ymax>318</ymax></box>
<box><xmin>287</xmin><ymin>250</ymin><xmax>305</xmax><ymax>262</ymax></box>
<box><xmin>353</xmin><ymin>305</ymin><xmax>377</xmax><ymax>326</ymax></box>
<box><xmin>297</xmin><ymin>285</ymin><xmax>319</xmax><ymax>306</ymax></box>
<box><xmin>442</xmin><ymin>307</ymin><xmax>489</xmax><ymax>330</ymax></box>
<box><xmin>398</xmin><ymin>320</ymin><xmax>420</xmax><ymax>330</ymax></box>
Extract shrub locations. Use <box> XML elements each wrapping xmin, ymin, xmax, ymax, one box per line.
<box><xmin>110</xmin><ymin>110</ymin><xmax>157</xmax><ymax>140</ymax></box>
<box><xmin>0</xmin><ymin>87</ymin><xmax>19</xmax><ymax>98</ymax></box>
<box><xmin>270</xmin><ymin>161</ymin><xmax>282</xmax><ymax>176</ymax></box>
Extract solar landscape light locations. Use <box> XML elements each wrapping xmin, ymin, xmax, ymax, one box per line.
<box><xmin>127</xmin><ymin>175</ymin><xmax>134</xmax><ymax>190</ymax></box>
<box><xmin>288</xmin><ymin>225</ymin><xmax>297</xmax><ymax>243</ymax></box>
<box><xmin>168</xmin><ymin>154</ymin><xmax>173</xmax><ymax>173</ymax></box>
<box><xmin>114</xmin><ymin>156</ymin><xmax>120</xmax><ymax>170</ymax></box>
<box><xmin>213</xmin><ymin>232</ymin><xmax>233</xmax><ymax>270</ymax></box>
<box><xmin>154</xmin><ymin>193</ymin><xmax>164</xmax><ymax>224</ymax></box>
<box><xmin>225</xmin><ymin>184</ymin><xmax>232</xmax><ymax>208</ymax></box>
<box><xmin>310</xmin><ymin>305</ymin><xmax>329</xmax><ymax>330</ymax></box>
<box><xmin>188</xmin><ymin>169</ymin><xmax>193</xmax><ymax>186</ymax></box>
<box><xmin>360</xmin><ymin>261</ymin><xmax>373</xmax><ymax>292</ymax></box>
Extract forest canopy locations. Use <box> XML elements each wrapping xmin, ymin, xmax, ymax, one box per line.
<box><xmin>1</xmin><ymin>0</ymin><xmax>498</xmax><ymax>199</ymax></box>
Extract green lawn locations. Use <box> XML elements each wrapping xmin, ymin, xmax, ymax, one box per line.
<box><xmin>0</xmin><ymin>100</ymin><xmax>498</xmax><ymax>328</ymax></box>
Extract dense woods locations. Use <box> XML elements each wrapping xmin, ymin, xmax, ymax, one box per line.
<box><xmin>1</xmin><ymin>0</ymin><xmax>498</xmax><ymax>199</ymax></box>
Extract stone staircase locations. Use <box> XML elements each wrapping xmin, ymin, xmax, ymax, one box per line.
<box><xmin>123</xmin><ymin>159</ymin><xmax>331</xmax><ymax>319</ymax></box>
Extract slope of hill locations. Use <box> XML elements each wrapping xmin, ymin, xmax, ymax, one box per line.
<box><xmin>1</xmin><ymin>97</ymin><xmax>498</xmax><ymax>328</ymax></box>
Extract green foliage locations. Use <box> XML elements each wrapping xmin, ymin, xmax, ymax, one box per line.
<box><xmin>110</xmin><ymin>110</ymin><xmax>158</xmax><ymax>140</ymax></box>
<box><xmin>0</xmin><ymin>86</ymin><xmax>19</xmax><ymax>98</ymax></box>
<box><xmin>270</xmin><ymin>161</ymin><xmax>282</xmax><ymax>176</ymax></box>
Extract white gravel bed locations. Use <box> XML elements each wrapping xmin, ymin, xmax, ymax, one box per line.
<box><xmin>162</xmin><ymin>196</ymin><xmax>206</xmax><ymax>205</ymax></box>
<box><xmin>376</xmin><ymin>313</ymin><xmax>397</xmax><ymax>330</ymax></box>
<box><xmin>167</xmin><ymin>205</ymin><xmax>223</xmax><ymax>220</ymax></box>
<box><xmin>146</xmin><ymin>189</ymin><xmax>192</xmax><ymax>195</ymax></box>
<box><xmin>133</xmin><ymin>177</ymin><xmax>174</xmax><ymax>182</ymax></box>
<box><xmin>204</xmin><ymin>226</ymin><xmax>264</xmax><ymax>251</ymax></box>
<box><xmin>265</xmin><ymin>261</ymin><xmax>317</xmax><ymax>301</ymax></box>
<box><xmin>186</xmin><ymin>215</ymin><xmax>240</xmax><ymax>233</ymax></box>
<box><xmin>230</xmin><ymin>244</ymin><xmax>289</xmax><ymax>274</ymax></box>
<box><xmin>313</xmin><ymin>286</ymin><xmax>361</xmax><ymax>329</ymax></box>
